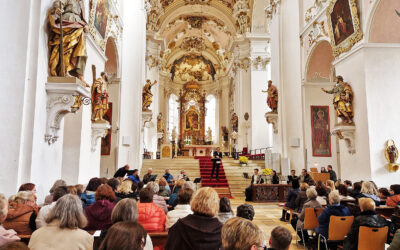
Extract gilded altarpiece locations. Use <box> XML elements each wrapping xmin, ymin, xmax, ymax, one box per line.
<box><xmin>178</xmin><ymin>82</ymin><xmax>206</xmax><ymax>145</ymax></box>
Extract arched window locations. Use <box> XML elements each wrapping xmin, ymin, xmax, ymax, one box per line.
<box><xmin>168</xmin><ymin>94</ymin><xmax>179</xmax><ymax>140</ymax></box>
<box><xmin>205</xmin><ymin>95</ymin><xmax>216</xmax><ymax>141</ymax></box>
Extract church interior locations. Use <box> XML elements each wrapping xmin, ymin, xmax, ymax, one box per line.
<box><xmin>1</xmin><ymin>0</ymin><xmax>400</xmax><ymax>249</ymax></box>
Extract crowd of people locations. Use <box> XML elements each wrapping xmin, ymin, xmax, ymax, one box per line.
<box><xmin>0</xmin><ymin>166</ymin><xmax>295</xmax><ymax>250</ymax></box>
<box><xmin>278</xmin><ymin>166</ymin><xmax>400</xmax><ymax>249</ymax></box>
<box><xmin>0</xmin><ymin>164</ymin><xmax>399</xmax><ymax>249</ymax></box>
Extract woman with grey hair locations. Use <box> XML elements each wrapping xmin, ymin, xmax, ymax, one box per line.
<box><xmin>291</xmin><ymin>188</ymin><xmax>322</xmax><ymax>244</ymax></box>
<box><xmin>146</xmin><ymin>182</ymin><xmax>168</xmax><ymax>214</ymax></box>
<box><xmin>96</xmin><ymin>199</ymin><xmax>153</xmax><ymax>250</ymax></box>
<box><xmin>28</xmin><ymin>194</ymin><xmax>93</xmax><ymax>250</ymax></box>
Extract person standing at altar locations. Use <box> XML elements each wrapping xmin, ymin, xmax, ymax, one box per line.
<box><xmin>245</xmin><ymin>169</ymin><xmax>265</xmax><ymax>202</ymax></box>
<box><xmin>128</xmin><ymin>169</ymin><xmax>141</xmax><ymax>184</ymax></box>
<box><xmin>163</xmin><ymin>169</ymin><xmax>174</xmax><ymax>184</ymax></box>
<box><xmin>114</xmin><ymin>165</ymin><xmax>130</xmax><ymax>178</ymax></box>
<box><xmin>211</xmin><ymin>148</ymin><xmax>223</xmax><ymax>181</ymax></box>
<box><xmin>287</xmin><ymin>170</ymin><xmax>298</xmax><ymax>184</ymax></box>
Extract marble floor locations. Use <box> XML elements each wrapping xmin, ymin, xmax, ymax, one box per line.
<box><xmin>230</xmin><ymin>198</ymin><xmax>303</xmax><ymax>250</ymax></box>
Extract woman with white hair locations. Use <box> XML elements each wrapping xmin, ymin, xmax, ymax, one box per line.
<box><xmin>360</xmin><ymin>181</ymin><xmax>380</xmax><ymax>205</ymax></box>
<box><xmin>28</xmin><ymin>194</ymin><xmax>93</xmax><ymax>250</ymax></box>
<box><xmin>291</xmin><ymin>188</ymin><xmax>322</xmax><ymax>244</ymax></box>
<box><xmin>0</xmin><ymin>194</ymin><xmax>19</xmax><ymax>247</ymax></box>
<box><xmin>146</xmin><ymin>182</ymin><xmax>168</xmax><ymax>214</ymax></box>
<box><xmin>316</xmin><ymin>190</ymin><xmax>351</xmax><ymax>238</ymax></box>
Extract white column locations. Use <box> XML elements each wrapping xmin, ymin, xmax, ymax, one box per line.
<box><xmin>117</xmin><ymin>0</ymin><xmax>146</xmax><ymax>170</ymax></box>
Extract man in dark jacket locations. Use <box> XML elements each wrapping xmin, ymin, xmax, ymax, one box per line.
<box><xmin>211</xmin><ymin>147</ymin><xmax>223</xmax><ymax>180</ymax></box>
<box><xmin>344</xmin><ymin>197</ymin><xmax>388</xmax><ymax>250</ymax></box>
<box><xmin>327</xmin><ymin>165</ymin><xmax>337</xmax><ymax>182</ymax></box>
<box><xmin>287</xmin><ymin>169</ymin><xmax>298</xmax><ymax>184</ymax></box>
<box><xmin>113</xmin><ymin>165</ymin><xmax>129</xmax><ymax>178</ymax></box>
<box><xmin>245</xmin><ymin>169</ymin><xmax>265</xmax><ymax>201</ymax></box>
<box><xmin>300</xmin><ymin>169</ymin><xmax>313</xmax><ymax>184</ymax></box>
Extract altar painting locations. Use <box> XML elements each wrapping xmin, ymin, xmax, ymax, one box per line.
<box><xmin>185</xmin><ymin>107</ymin><xmax>200</xmax><ymax>131</ymax></box>
<box><xmin>311</xmin><ymin>106</ymin><xmax>331</xmax><ymax>157</ymax></box>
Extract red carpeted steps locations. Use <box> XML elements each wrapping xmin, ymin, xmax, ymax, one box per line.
<box><xmin>195</xmin><ymin>156</ymin><xmax>232</xmax><ymax>198</ymax></box>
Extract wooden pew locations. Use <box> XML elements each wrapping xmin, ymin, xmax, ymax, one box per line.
<box><xmin>17</xmin><ymin>235</ymin><xmax>31</xmax><ymax>245</ymax></box>
<box><xmin>149</xmin><ymin>231</ymin><xmax>168</xmax><ymax>247</ymax></box>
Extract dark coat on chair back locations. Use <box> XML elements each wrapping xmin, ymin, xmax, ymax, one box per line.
<box><xmin>165</xmin><ymin>213</ymin><xmax>222</xmax><ymax>250</ymax></box>
<box><xmin>343</xmin><ymin>210</ymin><xmax>388</xmax><ymax>250</ymax></box>
<box><xmin>285</xmin><ymin>188</ymin><xmax>300</xmax><ymax>209</ymax></box>
<box><xmin>316</xmin><ymin>205</ymin><xmax>351</xmax><ymax>238</ymax></box>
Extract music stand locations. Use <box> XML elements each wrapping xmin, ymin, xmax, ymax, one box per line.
<box><xmin>149</xmin><ymin>175</ymin><xmax>157</xmax><ymax>182</ymax></box>
<box><xmin>193</xmin><ymin>178</ymin><xmax>202</xmax><ymax>184</ymax></box>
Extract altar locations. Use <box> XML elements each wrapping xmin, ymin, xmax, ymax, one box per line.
<box><xmin>184</xmin><ymin>145</ymin><xmax>219</xmax><ymax>157</ymax></box>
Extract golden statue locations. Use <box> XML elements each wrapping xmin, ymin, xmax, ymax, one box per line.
<box><xmin>262</xmin><ymin>80</ymin><xmax>278</xmax><ymax>113</ymax></box>
<box><xmin>385</xmin><ymin>139</ymin><xmax>399</xmax><ymax>172</ymax></box>
<box><xmin>142</xmin><ymin>80</ymin><xmax>157</xmax><ymax>111</ymax></box>
<box><xmin>91</xmin><ymin>72</ymin><xmax>109</xmax><ymax>122</ymax></box>
<box><xmin>157</xmin><ymin>113</ymin><xmax>164</xmax><ymax>133</ymax></box>
<box><xmin>322</xmin><ymin>76</ymin><xmax>354</xmax><ymax>124</ymax></box>
<box><xmin>48</xmin><ymin>0</ymin><xmax>88</xmax><ymax>83</ymax></box>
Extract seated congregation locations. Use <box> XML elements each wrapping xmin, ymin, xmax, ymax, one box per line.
<box><xmin>0</xmin><ymin>168</ymin><xmax>296</xmax><ymax>250</ymax></box>
<box><xmin>278</xmin><ymin>168</ymin><xmax>400</xmax><ymax>250</ymax></box>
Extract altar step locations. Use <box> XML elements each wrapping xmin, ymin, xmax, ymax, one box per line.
<box><xmin>141</xmin><ymin>159</ymin><xmax>201</xmax><ymax>181</ymax></box>
<box><xmin>222</xmin><ymin>159</ymin><xmax>265</xmax><ymax>199</ymax></box>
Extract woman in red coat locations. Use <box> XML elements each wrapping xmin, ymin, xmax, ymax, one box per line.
<box><xmin>137</xmin><ymin>188</ymin><xmax>166</xmax><ymax>232</ymax></box>
<box><xmin>85</xmin><ymin>184</ymin><xmax>116</xmax><ymax>231</ymax></box>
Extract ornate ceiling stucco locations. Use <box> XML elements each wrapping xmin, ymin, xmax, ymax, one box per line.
<box><xmin>146</xmin><ymin>0</ymin><xmax>253</xmax><ymax>84</ymax></box>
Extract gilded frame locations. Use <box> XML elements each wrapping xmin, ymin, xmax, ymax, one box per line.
<box><xmin>184</xmin><ymin>108</ymin><xmax>201</xmax><ymax>131</ymax></box>
<box><xmin>88</xmin><ymin>0</ymin><xmax>112</xmax><ymax>51</ymax></box>
<box><xmin>326</xmin><ymin>0</ymin><xmax>363</xmax><ymax>57</ymax></box>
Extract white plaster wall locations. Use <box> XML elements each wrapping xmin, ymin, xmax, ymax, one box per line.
<box><xmin>117</xmin><ymin>0</ymin><xmax>146</xmax><ymax>171</ymax></box>
<box><xmin>364</xmin><ymin>46</ymin><xmax>400</xmax><ymax>187</ymax></box>
<box><xmin>334</xmin><ymin>50</ymin><xmax>372</xmax><ymax>182</ymax></box>
<box><xmin>303</xmin><ymin>84</ymin><xmax>338</xmax><ymax>174</ymax></box>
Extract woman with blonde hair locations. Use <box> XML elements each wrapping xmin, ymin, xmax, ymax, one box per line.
<box><xmin>360</xmin><ymin>181</ymin><xmax>380</xmax><ymax>205</ymax></box>
<box><xmin>3</xmin><ymin>191</ymin><xmax>38</xmax><ymax>235</ymax></box>
<box><xmin>222</xmin><ymin>217</ymin><xmax>266</xmax><ymax>250</ymax></box>
<box><xmin>0</xmin><ymin>194</ymin><xmax>19</xmax><ymax>247</ymax></box>
<box><xmin>116</xmin><ymin>180</ymin><xmax>136</xmax><ymax>200</ymax></box>
<box><xmin>344</xmin><ymin>198</ymin><xmax>388</xmax><ymax>250</ymax></box>
<box><xmin>28</xmin><ymin>194</ymin><xmax>93</xmax><ymax>250</ymax></box>
<box><xmin>165</xmin><ymin>187</ymin><xmax>222</xmax><ymax>250</ymax></box>
<box><xmin>158</xmin><ymin>177</ymin><xmax>171</xmax><ymax>197</ymax></box>
<box><xmin>326</xmin><ymin>180</ymin><xmax>335</xmax><ymax>192</ymax></box>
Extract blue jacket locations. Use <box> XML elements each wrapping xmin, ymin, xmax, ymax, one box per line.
<box><xmin>285</xmin><ymin>188</ymin><xmax>299</xmax><ymax>209</ymax></box>
<box><xmin>128</xmin><ymin>175</ymin><xmax>141</xmax><ymax>184</ymax></box>
<box><xmin>163</xmin><ymin>173</ymin><xmax>173</xmax><ymax>183</ymax></box>
<box><xmin>316</xmin><ymin>205</ymin><xmax>351</xmax><ymax>238</ymax></box>
<box><xmin>168</xmin><ymin>187</ymin><xmax>182</xmax><ymax>206</ymax></box>
<box><xmin>81</xmin><ymin>192</ymin><xmax>96</xmax><ymax>209</ymax></box>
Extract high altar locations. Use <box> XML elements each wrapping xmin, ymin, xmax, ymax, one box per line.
<box><xmin>176</xmin><ymin>81</ymin><xmax>214</xmax><ymax>156</ymax></box>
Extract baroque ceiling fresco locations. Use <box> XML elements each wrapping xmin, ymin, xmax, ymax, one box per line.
<box><xmin>146</xmin><ymin>0</ymin><xmax>253</xmax><ymax>84</ymax></box>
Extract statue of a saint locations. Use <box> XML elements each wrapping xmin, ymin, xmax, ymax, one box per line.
<box><xmin>157</xmin><ymin>113</ymin><xmax>164</xmax><ymax>133</ymax></box>
<box><xmin>48</xmin><ymin>0</ymin><xmax>88</xmax><ymax>83</ymax></box>
<box><xmin>231</xmin><ymin>113</ymin><xmax>239</xmax><ymax>132</ymax></box>
<box><xmin>322</xmin><ymin>76</ymin><xmax>354</xmax><ymax>124</ymax></box>
<box><xmin>262</xmin><ymin>80</ymin><xmax>278</xmax><ymax>113</ymax></box>
<box><xmin>206</xmin><ymin>127</ymin><xmax>213</xmax><ymax>142</ymax></box>
<box><xmin>142</xmin><ymin>80</ymin><xmax>157</xmax><ymax>111</ymax></box>
<box><xmin>91</xmin><ymin>72</ymin><xmax>109</xmax><ymax>121</ymax></box>
<box><xmin>171</xmin><ymin>126</ymin><xmax>177</xmax><ymax>141</ymax></box>
<box><xmin>385</xmin><ymin>140</ymin><xmax>399</xmax><ymax>164</ymax></box>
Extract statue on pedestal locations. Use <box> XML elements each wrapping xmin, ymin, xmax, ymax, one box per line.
<box><xmin>262</xmin><ymin>80</ymin><xmax>278</xmax><ymax>113</ymax></box>
<box><xmin>91</xmin><ymin>72</ymin><xmax>109</xmax><ymax>122</ymax></box>
<box><xmin>171</xmin><ymin>126</ymin><xmax>177</xmax><ymax>142</ymax></box>
<box><xmin>231</xmin><ymin>113</ymin><xmax>239</xmax><ymax>132</ymax></box>
<box><xmin>322</xmin><ymin>76</ymin><xmax>354</xmax><ymax>124</ymax></box>
<box><xmin>157</xmin><ymin>113</ymin><xmax>164</xmax><ymax>133</ymax></box>
<box><xmin>48</xmin><ymin>0</ymin><xmax>88</xmax><ymax>83</ymax></box>
<box><xmin>142</xmin><ymin>80</ymin><xmax>157</xmax><ymax>111</ymax></box>
<box><xmin>206</xmin><ymin>127</ymin><xmax>212</xmax><ymax>142</ymax></box>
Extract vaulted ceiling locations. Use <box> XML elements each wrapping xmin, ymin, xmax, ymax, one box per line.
<box><xmin>146</xmin><ymin>0</ymin><xmax>253</xmax><ymax>83</ymax></box>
